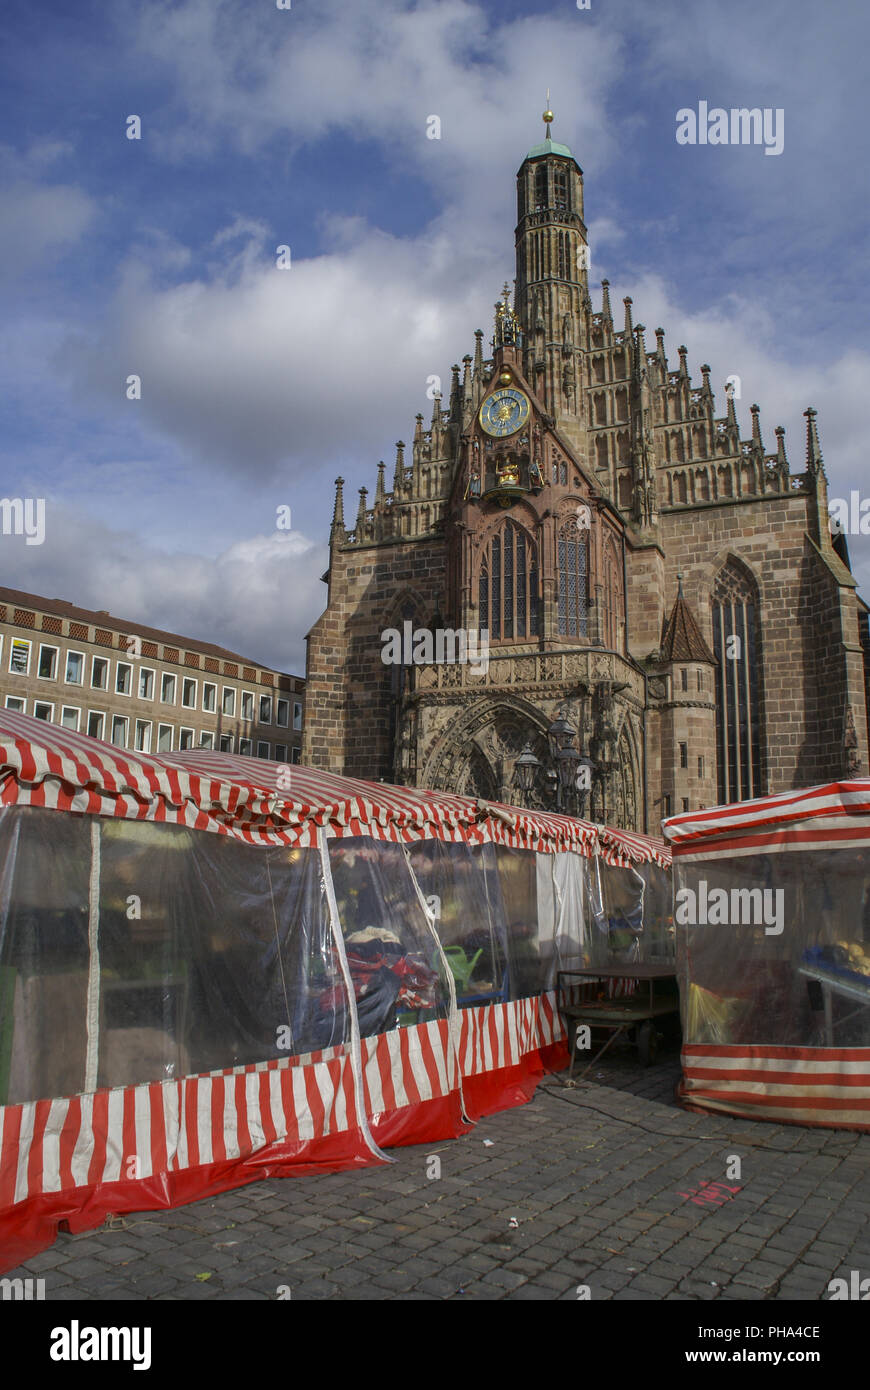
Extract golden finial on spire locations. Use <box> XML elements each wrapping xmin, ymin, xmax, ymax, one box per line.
<box><xmin>543</xmin><ymin>88</ymin><xmax>554</xmax><ymax>138</ymax></box>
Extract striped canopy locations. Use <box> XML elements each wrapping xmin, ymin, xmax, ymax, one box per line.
<box><xmin>663</xmin><ymin>780</ymin><xmax>870</xmax><ymax>859</ymax></box>
<box><xmin>0</xmin><ymin>710</ymin><xmax>669</xmax><ymax>867</ymax></box>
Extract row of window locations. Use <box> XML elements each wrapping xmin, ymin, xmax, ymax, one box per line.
<box><xmin>3</xmin><ymin>695</ymin><xmax>302</xmax><ymax>760</ymax></box>
<box><xmin>678</xmin><ymin>744</ymin><xmax>705</xmax><ymax>778</ymax></box>
<box><xmin>3</xmin><ymin>637</ymin><xmax>301</xmax><ymax>727</ymax></box>
<box><xmin>533</xmin><ymin>164</ymin><xmax>570</xmax><ymax>212</ymax></box>
<box><xmin>679</xmin><ymin>668</ymin><xmax>706</xmax><ymax>692</ymax></box>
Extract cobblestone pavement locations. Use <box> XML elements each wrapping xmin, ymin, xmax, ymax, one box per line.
<box><xmin>8</xmin><ymin>1039</ymin><xmax>870</xmax><ymax>1301</ymax></box>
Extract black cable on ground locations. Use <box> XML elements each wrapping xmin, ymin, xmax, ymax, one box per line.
<box><xmin>536</xmin><ymin>1080</ymin><xmax>859</xmax><ymax>1153</ymax></box>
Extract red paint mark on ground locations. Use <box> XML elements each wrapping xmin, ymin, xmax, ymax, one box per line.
<box><xmin>676</xmin><ymin>1179</ymin><xmax>742</xmax><ymax>1208</ymax></box>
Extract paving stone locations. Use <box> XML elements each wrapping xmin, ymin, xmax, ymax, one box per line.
<box><xmin>126</xmin><ymin>1273</ymin><xmax>183</xmax><ymax>1296</ymax></box>
<box><xmin>734</xmin><ymin>1261</ymin><xmax>789</xmax><ymax>1290</ymax></box>
<box><xmin>506</xmin><ymin>1283</ymin><xmax>557</xmax><ymax>1300</ymax></box>
<box><xmin>371</xmin><ymin>1269</ymin><xmax>419</xmax><ymax>1292</ymax></box>
<box><xmin>296</xmin><ymin>1269</ymin><xmax>345</xmax><ymax>1291</ymax></box>
<box><xmin>524</xmin><ymin>1268</ymin><xmax>575</xmax><ymax>1293</ymax></box>
<box><xmin>503</xmin><ymin>1256</ymin><xmax>549</xmax><ymax>1276</ymax></box>
<box><xmin>625</xmin><ymin>1272</ymin><xmax>678</xmax><ymax>1295</ymax></box>
<box><xmin>412</xmin><ymin>1274</ymin><xmax>462</xmax><ymax>1297</ymax></box>
<box><xmin>481</xmin><ymin>1269</ymin><xmax>527</xmax><ymax>1289</ymax></box>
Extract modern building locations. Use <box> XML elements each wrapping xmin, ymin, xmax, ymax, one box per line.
<box><xmin>302</xmin><ymin>109</ymin><xmax>870</xmax><ymax>831</ymax></box>
<box><xmin>0</xmin><ymin>587</ymin><xmax>304</xmax><ymax>763</ymax></box>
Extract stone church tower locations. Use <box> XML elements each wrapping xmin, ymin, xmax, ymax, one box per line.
<box><xmin>303</xmin><ymin>110</ymin><xmax>870</xmax><ymax>831</ymax></box>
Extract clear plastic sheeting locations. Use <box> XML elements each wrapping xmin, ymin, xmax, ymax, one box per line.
<box><xmin>327</xmin><ymin>838</ymin><xmax>450</xmax><ymax>1035</ymax></box>
<box><xmin>534</xmin><ymin>853</ymin><xmax>673</xmax><ymax>981</ymax></box>
<box><xmin>0</xmin><ymin>807</ymin><xmax>91</xmax><ymax>1106</ymax></box>
<box><xmin>535</xmin><ymin>851</ymin><xmax>588</xmax><ymax>990</ymax></box>
<box><xmin>631</xmin><ymin>862</ymin><xmax>674</xmax><ymax>962</ymax></box>
<box><xmin>675</xmin><ymin>849</ymin><xmax>870</xmax><ymax>1048</ymax></box>
<box><xmin>406</xmin><ymin>840</ymin><xmax>516</xmax><ymax>1006</ymax></box>
<box><xmin>494</xmin><ymin>847</ymin><xmax>550</xmax><ymax>997</ymax></box>
<box><xmin>0</xmin><ymin>807</ymin><xmax>350</xmax><ymax>1104</ymax></box>
<box><xmin>0</xmin><ymin>806</ymin><xmax>673</xmax><ymax>1107</ymax></box>
<box><xmin>99</xmin><ymin>819</ymin><xmax>348</xmax><ymax>1079</ymax></box>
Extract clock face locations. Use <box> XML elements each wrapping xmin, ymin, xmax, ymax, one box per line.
<box><xmin>479</xmin><ymin>387</ymin><xmax>530</xmax><ymax>438</ymax></box>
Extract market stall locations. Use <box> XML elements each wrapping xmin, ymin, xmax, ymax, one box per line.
<box><xmin>663</xmin><ymin>781</ymin><xmax>870</xmax><ymax>1130</ymax></box>
<box><xmin>0</xmin><ymin>709</ymin><xmax>669</xmax><ymax>1269</ymax></box>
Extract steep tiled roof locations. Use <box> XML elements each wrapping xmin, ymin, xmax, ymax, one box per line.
<box><xmin>660</xmin><ymin>583</ymin><xmax>716</xmax><ymax>664</ymax></box>
<box><xmin>0</xmin><ymin>585</ymin><xmax>295</xmax><ymax>675</ymax></box>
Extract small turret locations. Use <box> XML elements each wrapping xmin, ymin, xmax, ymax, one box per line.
<box><xmin>355</xmin><ymin>486</ymin><xmax>368</xmax><ymax>538</ymax></box>
<box><xmin>660</xmin><ymin>577</ymin><xmax>716</xmax><ymax>665</ymax></box>
<box><xmin>804</xmin><ymin>406</ymin><xmax>824</xmax><ymax>478</ymax></box>
<box><xmin>804</xmin><ymin>407</ymin><xmax>832</xmax><ymax>552</ymax></box>
<box><xmin>775</xmin><ymin>424</ymin><xmax>788</xmax><ymax>480</ymax></box>
<box><xmin>448</xmin><ymin>364</ymin><xmax>462</xmax><ymax>425</ymax></box>
<box><xmin>656</xmin><ymin>328</ymin><xmax>668</xmax><ymax>371</ymax></box>
<box><xmin>392</xmin><ymin>440</ymin><xmax>405</xmax><ymax>494</ymax></box>
<box><xmin>601</xmin><ymin>279</ymin><xmax>613</xmax><ymax>321</ymax></box>
<box><xmin>413</xmin><ymin>415</ymin><xmax>424</xmax><ymax>465</ymax></box>
<box><xmin>473</xmin><ymin>329</ymin><xmax>485</xmax><ymax>400</ymax></box>
<box><xmin>331</xmin><ymin>476</ymin><xmax>346</xmax><ymax>540</ymax></box>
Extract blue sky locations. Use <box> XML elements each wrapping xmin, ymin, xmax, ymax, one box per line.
<box><xmin>1</xmin><ymin>0</ymin><xmax>867</xmax><ymax>673</ymax></box>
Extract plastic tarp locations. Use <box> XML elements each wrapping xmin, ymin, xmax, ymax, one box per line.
<box><xmin>0</xmin><ymin>807</ymin><xmax>379</xmax><ymax>1272</ymax></box>
<box><xmin>665</xmin><ymin>786</ymin><xmax>870</xmax><ymax>1130</ymax></box>
<box><xmin>326</xmin><ymin>837</ymin><xmax>467</xmax><ymax>1147</ymax></box>
<box><xmin>404</xmin><ymin>841</ymin><xmax>564</xmax><ymax>1118</ymax></box>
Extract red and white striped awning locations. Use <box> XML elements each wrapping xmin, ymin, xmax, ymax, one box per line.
<box><xmin>0</xmin><ymin>710</ymin><xmax>669</xmax><ymax>865</ymax></box>
<box><xmin>663</xmin><ymin>780</ymin><xmax>870</xmax><ymax>860</ymax></box>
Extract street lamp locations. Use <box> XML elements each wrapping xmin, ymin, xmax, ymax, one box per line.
<box><xmin>546</xmin><ymin>712</ymin><xmax>576</xmax><ymax>761</ymax></box>
<box><xmin>512</xmin><ymin>704</ymin><xmax>596</xmax><ymax>817</ymax></box>
<box><xmin>555</xmin><ymin>743</ymin><xmax>580</xmax><ymax>806</ymax></box>
<box><xmin>513</xmin><ymin>743</ymin><xmax>542</xmax><ymax>795</ymax></box>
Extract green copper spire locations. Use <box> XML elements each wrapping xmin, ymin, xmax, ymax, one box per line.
<box><xmin>526</xmin><ymin>93</ymin><xmax>573</xmax><ymax>159</ymax></box>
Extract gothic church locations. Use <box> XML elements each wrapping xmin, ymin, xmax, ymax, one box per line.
<box><xmin>303</xmin><ymin>111</ymin><xmax>870</xmax><ymax>832</ymax></box>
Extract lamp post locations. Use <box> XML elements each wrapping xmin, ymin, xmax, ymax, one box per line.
<box><xmin>513</xmin><ymin>743</ymin><xmax>542</xmax><ymax>796</ymax></box>
<box><xmin>513</xmin><ymin>703</ymin><xmax>596</xmax><ymax>818</ymax></box>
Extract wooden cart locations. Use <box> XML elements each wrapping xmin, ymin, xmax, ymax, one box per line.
<box><xmin>557</xmin><ymin>965</ymin><xmax>679</xmax><ymax>1083</ymax></box>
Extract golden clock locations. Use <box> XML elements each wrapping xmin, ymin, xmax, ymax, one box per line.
<box><xmin>479</xmin><ymin>387</ymin><xmax>530</xmax><ymax>438</ymax></box>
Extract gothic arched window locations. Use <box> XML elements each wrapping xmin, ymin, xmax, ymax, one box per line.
<box><xmin>534</xmin><ymin>166</ymin><xmax>547</xmax><ymax>210</ymax></box>
<box><xmin>602</xmin><ymin>540</ymin><xmax>621</xmax><ymax>648</ymax></box>
<box><xmin>557</xmin><ymin>233</ymin><xmax>567</xmax><ymax>280</ymax></box>
<box><xmin>557</xmin><ymin>520</ymin><xmax>588</xmax><ymax>638</ymax></box>
<box><xmin>711</xmin><ymin>561</ymin><xmax>762</xmax><ymax>803</ymax></box>
<box><xmin>553</xmin><ymin>167</ymin><xmax>569</xmax><ymax>210</ymax></box>
<box><xmin>479</xmin><ymin>521</ymin><xmax>539</xmax><ymax>642</ymax></box>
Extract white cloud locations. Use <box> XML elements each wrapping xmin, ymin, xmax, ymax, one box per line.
<box><xmin>58</xmin><ymin>215</ymin><xmax>503</xmax><ymax>478</ymax></box>
<box><xmin>0</xmin><ymin>504</ymin><xmax>324</xmax><ymax>674</ymax></box>
<box><xmin>0</xmin><ymin>182</ymin><xmax>96</xmax><ymax>274</ymax></box>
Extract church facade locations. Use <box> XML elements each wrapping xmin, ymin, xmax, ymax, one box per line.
<box><xmin>303</xmin><ymin>115</ymin><xmax>870</xmax><ymax>833</ymax></box>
